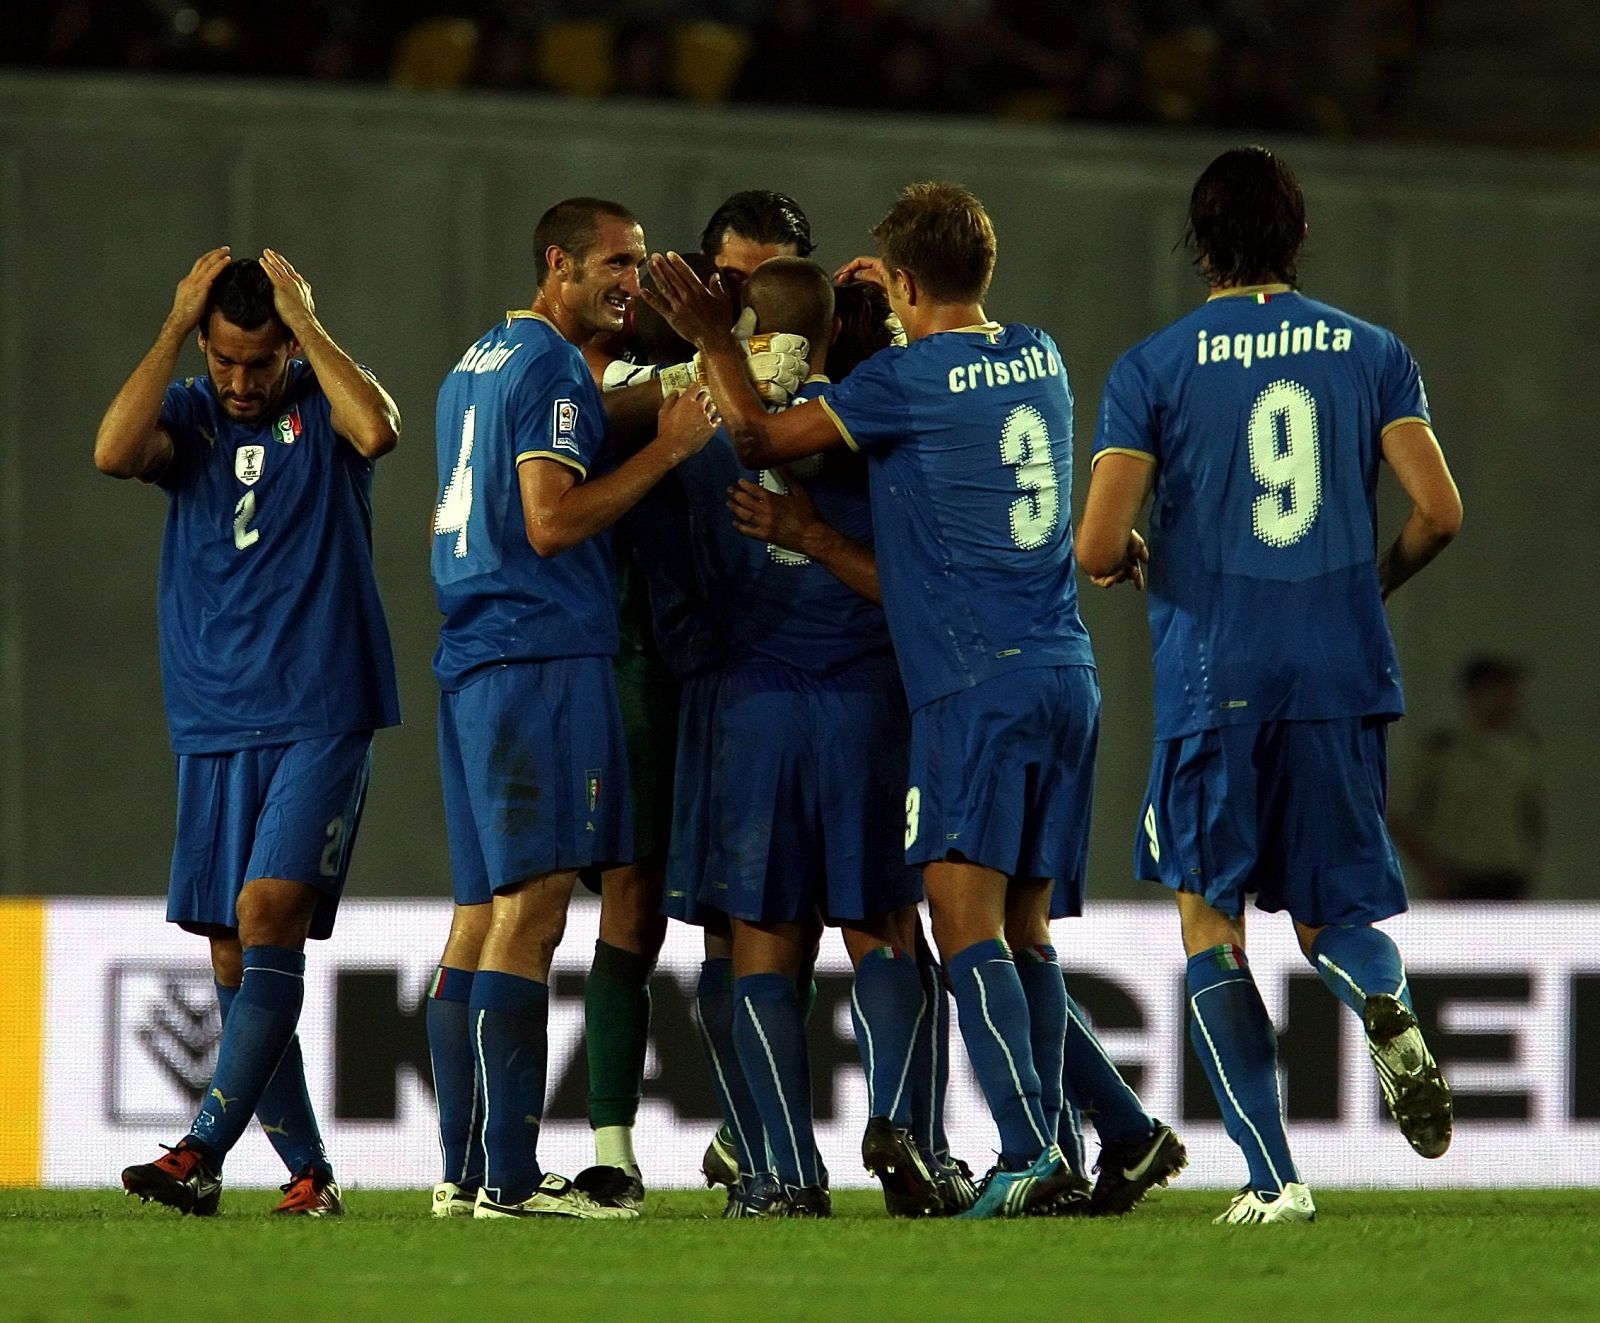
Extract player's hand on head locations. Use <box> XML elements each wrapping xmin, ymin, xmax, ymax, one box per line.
<box><xmin>642</xmin><ymin>252</ymin><xmax>734</xmax><ymax>349</ymax></box>
<box><xmin>833</xmin><ymin>255</ymin><xmax>888</xmax><ymax>289</ymax></box>
<box><xmin>744</xmin><ymin>334</ymin><xmax>810</xmax><ymax>405</ymax></box>
<box><xmin>728</xmin><ymin>306</ymin><xmax>810</xmax><ymax>404</ymax></box>
<box><xmin>656</xmin><ymin>385</ymin><xmax>717</xmax><ymax>462</ymax></box>
<box><xmin>727</xmin><ymin>475</ymin><xmax>817</xmax><ymax>550</ymax></box>
<box><xmin>259</xmin><ymin>249</ymin><xmax>317</xmax><ymax>328</ymax></box>
<box><xmin>169</xmin><ymin>246</ymin><xmax>233</xmax><ymax>333</ymax></box>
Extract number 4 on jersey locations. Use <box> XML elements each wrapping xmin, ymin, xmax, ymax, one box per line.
<box><xmin>435</xmin><ymin>406</ymin><xmax>475</xmax><ymax>558</ymax></box>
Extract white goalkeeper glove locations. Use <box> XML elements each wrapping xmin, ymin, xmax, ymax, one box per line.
<box><xmin>658</xmin><ymin>308</ymin><xmax>810</xmax><ymax>406</ymax></box>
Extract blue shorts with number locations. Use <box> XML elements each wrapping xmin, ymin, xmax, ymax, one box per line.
<box><xmin>906</xmin><ymin>665</ymin><xmax>1098</xmax><ymax>919</ymax></box>
<box><xmin>167</xmin><ymin>731</ymin><xmax>374</xmax><ymax>941</ymax></box>
<box><xmin>1135</xmin><ymin>715</ymin><xmax>1407</xmax><ymax>925</ymax></box>
<box><xmin>439</xmin><ymin>658</ymin><xmax>632</xmax><ymax>905</ymax></box>
<box><xmin>705</xmin><ymin>655</ymin><xmax>922</xmax><ymax>925</ymax></box>
<box><xmin>662</xmin><ymin>669</ymin><xmax>721</xmax><ymax>926</ymax></box>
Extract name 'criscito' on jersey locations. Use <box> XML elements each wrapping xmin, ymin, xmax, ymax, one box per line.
<box><xmin>1196</xmin><ymin>319</ymin><xmax>1354</xmax><ymax>370</ymax></box>
<box><xmin>945</xmin><ymin>344</ymin><xmax>1062</xmax><ymax>393</ymax></box>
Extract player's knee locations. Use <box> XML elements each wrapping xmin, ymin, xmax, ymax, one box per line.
<box><xmin>235</xmin><ymin>880</ymin><xmax>315</xmax><ymax>949</ymax></box>
<box><xmin>208</xmin><ymin>935</ymin><xmax>244</xmax><ymax>986</ymax></box>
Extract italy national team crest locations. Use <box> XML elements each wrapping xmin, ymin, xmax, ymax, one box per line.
<box><xmin>274</xmin><ymin>407</ymin><xmax>303</xmax><ymax>445</ymax></box>
<box><xmin>235</xmin><ymin>445</ymin><xmax>265</xmax><ymax>486</ymax></box>
<box><xmin>586</xmin><ymin>769</ymin><xmax>601</xmax><ymax>812</ymax></box>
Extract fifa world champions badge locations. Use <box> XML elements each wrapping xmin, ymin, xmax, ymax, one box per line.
<box><xmin>235</xmin><ymin>445</ymin><xmax>265</xmax><ymax>486</ymax></box>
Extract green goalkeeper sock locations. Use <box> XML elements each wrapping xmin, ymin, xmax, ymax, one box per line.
<box><xmin>586</xmin><ymin>940</ymin><xmax>653</xmax><ymax>1131</ymax></box>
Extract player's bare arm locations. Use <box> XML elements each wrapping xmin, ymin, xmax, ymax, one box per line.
<box><xmin>642</xmin><ymin>251</ymin><xmax>840</xmax><ymax>468</ymax></box>
<box><xmin>728</xmin><ymin>475</ymin><xmax>882</xmax><ymax>604</ymax></box>
<box><xmin>1377</xmin><ymin>419</ymin><xmax>1462</xmax><ymax>600</ymax></box>
<box><xmin>94</xmin><ymin>246</ymin><xmax>232</xmax><ymax>480</ymax></box>
<box><xmin>1076</xmin><ymin>451</ymin><xmax>1154</xmax><ymax>589</ymax></box>
<box><xmin>519</xmin><ymin>388</ymin><xmax>716</xmax><ymax>557</ymax></box>
<box><xmin>258</xmin><ymin>249</ymin><xmax>399</xmax><ymax>459</ymax></box>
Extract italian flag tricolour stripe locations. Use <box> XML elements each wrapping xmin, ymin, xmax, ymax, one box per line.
<box><xmin>0</xmin><ymin>898</ymin><xmax>45</xmax><ymax>1185</ymax></box>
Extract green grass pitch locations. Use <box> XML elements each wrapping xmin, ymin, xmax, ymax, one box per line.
<box><xmin>4</xmin><ymin>1188</ymin><xmax>1598</xmax><ymax>1322</ymax></box>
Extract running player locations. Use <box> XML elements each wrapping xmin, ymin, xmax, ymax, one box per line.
<box><xmin>1077</xmin><ymin>146</ymin><xmax>1461</xmax><ymax>1225</ymax></box>
<box><xmin>104</xmin><ymin>251</ymin><xmax>401</xmax><ymax>1217</ymax></box>
<box><xmin>644</xmin><ymin>182</ymin><xmax>1183</xmax><ymax>1220</ymax></box>
<box><xmin>425</xmin><ymin>197</ymin><xmax>714</xmax><ymax>1220</ymax></box>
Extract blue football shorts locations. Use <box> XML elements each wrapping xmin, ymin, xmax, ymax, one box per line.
<box><xmin>167</xmin><ymin>730</ymin><xmax>374</xmax><ymax>940</ymax></box>
<box><xmin>906</xmin><ymin>664</ymin><xmax>1098</xmax><ymax>918</ymax></box>
<box><xmin>438</xmin><ymin>658</ymin><xmax>632</xmax><ymax>905</ymax></box>
<box><xmin>662</xmin><ymin>669</ymin><xmax>722</xmax><ymax>926</ymax></box>
<box><xmin>705</xmin><ymin>655</ymin><xmax>922</xmax><ymax>925</ymax></box>
<box><xmin>1135</xmin><ymin>714</ymin><xmax>1408</xmax><ymax>925</ymax></box>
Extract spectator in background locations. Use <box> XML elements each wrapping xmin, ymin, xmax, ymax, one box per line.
<box><xmin>1391</xmin><ymin>656</ymin><xmax>1545</xmax><ymax>901</ymax></box>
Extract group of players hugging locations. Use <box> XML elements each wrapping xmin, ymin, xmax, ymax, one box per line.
<box><xmin>98</xmin><ymin>146</ymin><xmax>1463</xmax><ymax>1226</ymax></box>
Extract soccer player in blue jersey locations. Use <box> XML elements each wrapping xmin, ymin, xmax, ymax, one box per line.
<box><xmin>645</xmin><ymin>181</ymin><xmax>1183</xmax><ymax>1219</ymax></box>
<box><xmin>101</xmin><ymin>249</ymin><xmax>402</xmax><ymax>1217</ymax></box>
<box><xmin>672</xmin><ymin>256</ymin><xmax>935</xmax><ymax>1219</ymax></box>
<box><xmin>1077</xmin><ymin>147</ymin><xmax>1463</xmax><ymax>1225</ymax></box>
<box><xmin>425</xmin><ymin>198</ymin><xmax>716</xmax><ymax>1220</ymax></box>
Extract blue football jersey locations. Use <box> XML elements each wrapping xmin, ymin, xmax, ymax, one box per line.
<box><xmin>155</xmin><ymin>363</ymin><xmax>400</xmax><ymax>754</ymax></box>
<box><xmin>1093</xmin><ymin>287</ymin><xmax>1426</xmax><ymax>738</ymax></box>
<box><xmin>615</xmin><ymin>478</ymin><xmax>727</xmax><ymax>683</ymax></box>
<box><xmin>685</xmin><ymin>381</ymin><xmax>892</xmax><ymax>673</ymax></box>
<box><xmin>431</xmin><ymin>312</ymin><xmax>618</xmax><ymax>690</ymax></box>
<box><xmin>817</xmin><ymin>326</ymin><xmax>1094</xmax><ymax>712</ymax></box>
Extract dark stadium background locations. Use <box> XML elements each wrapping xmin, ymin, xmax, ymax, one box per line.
<box><xmin>1</xmin><ymin>1</ymin><xmax>1597</xmax><ymax>1195</ymax></box>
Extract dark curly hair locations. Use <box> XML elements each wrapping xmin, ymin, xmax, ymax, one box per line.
<box><xmin>1183</xmin><ymin>147</ymin><xmax>1306</xmax><ymax>288</ymax></box>
<box><xmin>827</xmin><ymin>280</ymin><xmax>895</xmax><ymax>380</ymax></box>
<box><xmin>202</xmin><ymin>259</ymin><xmax>287</xmax><ymax>335</ymax></box>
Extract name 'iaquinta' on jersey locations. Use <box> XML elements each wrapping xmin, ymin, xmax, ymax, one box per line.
<box><xmin>1197</xmin><ymin>319</ymin><xmax>1353</xmax><ymax>370</ymax></box>
<box><xmin>947</xmin><ymin>344</ymin><xmax>1061</xmax><ymax>393</ymax></box>
<box><xmin>451</xmin><ymin>341</ymin><xmax>523</xmax><ymax>375</ymax></box>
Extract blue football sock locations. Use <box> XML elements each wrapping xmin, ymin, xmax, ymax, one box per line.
<box><xmin>470</xmin><ymin>971</ymin><xmax>549</xmax><ymax>1205</ymax></box>
<box><xmin>946</xmin><ymin>939</ymin><xmax>1049</xmax><ymax>1169</ymax></box>
<box><xmin>1309</xmin><ymin>925</ymin><xmax>1411</xmax><ymax>1016</ymax></box>
<box><xmin>1186</xmin><ymin>945</ymin><xmax>1300</xmax><ymax>1194</ymax></box>
<box><xmin>733</xmin><ymin>972</ymin><xmax>820</xmax><ymax>1189</ymax></box>
<box><xmin>425</xmin><ymin>965</ymin><xmax>480</xmax><ymax>1189</ymax></box>
<box><xmin>850</xmin><ymin>946</ymin><xmax>925</xmax><ymax>1126</ymax></box>
<box><xmin>219</xmin><ymin>976</ymin><xmax>331</xmax><ymax>1180</ymax></box>
<box><xmin>1062</xmin><ymin>985</ymin><xmax>1155</xmax><ymax>1146</ymax></box>
<box><xmin>1058</xmin><ymin>1099</ymin><xmax>1088</xmax><ymax>1179</ymax></box>
<box><xmin>909</xmin><ymin>931</ymin><xmax>953</xmax><ymax>1159</ymax></box>
<box><xmin>1015</xmin><ymin>945</ymin><xmax>1067</xmax><ymax>1141</ymax></box>
<box><xmin>188</xmin><ymin>946</ymin><xmax>305</xmax><ymax>1165</ymax></box>
<box><xmin>695</xmin><ymin>958</ymin><xmax>769</xmax><ymax>1178</ymax></box>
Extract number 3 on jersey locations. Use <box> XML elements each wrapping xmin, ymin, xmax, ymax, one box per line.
<box><xmin>1249</xmin><ymin>380</ymin><xmax>1322</xmax><ymax>547</ymax></box>
<box><xmin>999</xmin><ymin>404</ymin><xmax>1059</xmax><ymax>550</ymax></box>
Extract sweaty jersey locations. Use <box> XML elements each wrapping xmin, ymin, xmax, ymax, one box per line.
<box><xmin>1094</xmin><ymin>286</ymin><xmax>1425</xmax><ymax>738</ymax></box>
<box><xmin>155</xmin><ymin>363</ymin><xmax>400</xmax><ymax>754</ymax></box>
<box><xmin>817</xmin><ymin>325</ymin><xmax>1094</xmax><ymax>712</ymax></box>
<box><xmin>431</xmin><ymin>312</ymin><xmax>617</xmax><ymax>690</ymax></box>
<box><xmin>686</xmin><ymin>380</ymin><xmax>891</xmax><ymax>673</ymax></box>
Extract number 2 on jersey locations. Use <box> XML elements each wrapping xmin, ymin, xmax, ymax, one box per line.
<box><xmin>999</xmin><ymin>404</ymin><xmax>1059</xmax><ymax>550</ymax></box>
<box><xmin>1248</xmin><ymin>380</ymin><xmax>1322</xmax><ymax>547</ymax></box>
<box><xmin>233</xmin><ymin>491</ymin><xmax>260</xmax><ymax>550</ymax></box>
